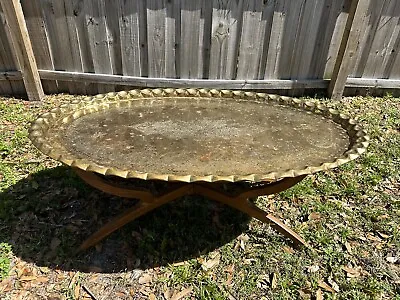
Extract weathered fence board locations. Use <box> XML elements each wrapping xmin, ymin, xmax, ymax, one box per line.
<box><xmin>147</xmin><ymin>0</ymin><xmax>167</xmax><ymax>78</ymax></box>
<box><xmin>21</xmin><ymin>0</ymin><xmax>58</xmax><ymax>93</ymax></box>
<box><xmin>85</xmin><ymin>0</ymin><xmax>114</xmax><ymax>93</ymax></box>
<box><xmin>118</xmin><ymin>0</ymin><xmax>146</xmax><ymax>78</ymax></box>
<box><xmin>319</xmin><ymin>0</ymin><xmax>349</xmax><ymax>79</ymax></box>
<box><xmin>264</xmin><ymin>0</ymin><xmax>285</xmax><ymax>79</ymax></box>
<box><xmin>1</xmin><ymin>0</ymin><xmax>400</xmax><ymax>98</ymax></box>
<box><xmin>209</xmin><ymin>0</ymin><xmax>242</xmax><ymax>80</ymax></box>
<box><xmin>381</xmin><ymin>1</ymin><xmax>400</xmax><ymax>79</ymax></box>
<box><xmin>180</xmin><ymin>0</ymin><xmax>212</xmax><ymax>79</ymax></box>
<box><xmin>0</xmin><ymin>0</ymin><xmax>42</xmax><ymax>99</ymax></box>
<box><xmin>236</xmin><ymin>0</ymin><xmax>263</xmax><ymax>79</ymax></box>
<box><xmin>256</xmin><ymin>0</ymin><xmax>274</xmax><ymax>79</ymax></box>
<box><xmin>0</xmin><ymin>3</ymin><xmax>25</xmax><ymax>95</ymax></box>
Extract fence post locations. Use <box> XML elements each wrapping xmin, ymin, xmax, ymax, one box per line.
<box><xmin>0</xmin><ymin>0</ymin><xmax>44</xmax><ymax>101</ymax></box>
<box><xmin>328</xmin><ymin>0</ymin><xmax>370</xmax><ymax>100</ymax></box>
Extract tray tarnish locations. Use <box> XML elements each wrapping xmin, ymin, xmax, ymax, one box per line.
<box><xmin>29</xmin><ymin>89</ymin><xmax>369</xmax><ymax>183</ymax></box>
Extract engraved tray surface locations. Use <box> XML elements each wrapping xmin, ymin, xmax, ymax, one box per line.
<box><xmin>29</xmin><ymin>89</ymin><xmax>369</xmax><ymax>182</ymax></box>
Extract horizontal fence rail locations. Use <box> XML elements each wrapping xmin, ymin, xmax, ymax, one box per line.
<box><xmin>0</xmin><ymin>0</ymin><xmax>399</xmax><ymax>100</ymax></box>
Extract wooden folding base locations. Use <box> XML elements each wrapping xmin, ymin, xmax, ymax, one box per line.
<box><xmin>73</xmin><ymin>168</ymin><xmax>309</xmax><ymax>251</ymax></box>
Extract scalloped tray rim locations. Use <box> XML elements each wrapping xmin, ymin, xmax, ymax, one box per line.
<box><xmin>29</xmin><ymin>88</ymin><xmax>370</xmax><ymax>183</ymax></box>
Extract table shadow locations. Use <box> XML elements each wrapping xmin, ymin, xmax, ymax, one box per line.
<box><xmin>0</xmin><ymin>166</ymin><xmax>251</xmax><ymax>273</ymax></box>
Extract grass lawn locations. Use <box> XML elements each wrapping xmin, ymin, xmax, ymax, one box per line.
<box><xmin>0</xmin><ymin>93</ymin><xmax>399</xmax><ymax>300</ymax></box>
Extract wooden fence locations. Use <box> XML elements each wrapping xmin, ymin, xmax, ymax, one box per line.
<box><xmin>0</xmin><ymin>0</ymin><xmax>399</xmax><ymax>100</ymax></box>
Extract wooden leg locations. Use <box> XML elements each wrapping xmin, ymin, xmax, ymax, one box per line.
<box><xmin>193</xmin><ymin>176</ymin><xmax>309</xmax><ymax>247</ymax></box>
<box><xmin>73</xmin><ymin>168</ymin><xmax>154</xmax><ymax>201</ymax></box>
<box><xmin>75</xmin><ymin>168</ymin><xmax>308</xmax><ymax>251</ymax></box>
<box><xmin>78</xmin><ymin>184</ymin><xmax>193</xmax><ymax>251</ymax></box>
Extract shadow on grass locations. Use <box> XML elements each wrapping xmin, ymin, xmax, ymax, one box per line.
<box><xmin>0</xmin><ymin>166</ymin><xmax>250</xmax><ymax>273</ymax></box>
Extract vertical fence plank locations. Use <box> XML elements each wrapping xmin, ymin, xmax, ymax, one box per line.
<box><xmin>200</xmin><ymin>0</ymin><xmax>212</xmax><ymax>79</ymax></box>
<box><xmin>21</xmin><ymin>0</ymin><xmax>58</xmax><ymax>94</ymax></box>
<box><xmin>118</xmin><ymin>0</ymin><xmax>147</xmax><ymax>77</ymax></box>
<box><xmin>257</xmin><ymin>0</ymin><xmax>275</xmax><ymax>79</ymax></box>
<box><xmin>180</xmin><ymin>0</ymin><xmax>210</xmax><ymax>79</ymax></box>
<box><xmin>147</xmin><ymin>0</ymin><xmax>166</xmax><ymax>78</ymax></box>
<box><xmin>265</xmin><ymin>0</ymin><xmax>287</xmax><ymax>79</ymax></box>
<box><xmin>328</xmin><ymin>0</ymin><xmax>370</xmax><ymax>100</ymax></box>
<box><xmin>51</xmin><ymin>0</ymin><xmax>78</xmax><ymax>93</ymax></box>
<box><xmin>277</xmin><ymin>0</ymin><xmax>304</xmax><ymax>80</ymax></box>
<box><xmin>41</xmin><ymin>0</ymin><xmax>68</xmax><ymax>92</ymax></box>
<box><xmin>351</xmin><ymin>1</ymin><xmax>383</xmax><ymax>78</ymax></box>
<box><xmin>0</xmin><ymin>2</ymin><xmax>27</xmax><ymax>95</ymax></box>
<box><xmin>320</xmin><ymin>0</ymin><xmax>349</xmax><ymax>79</ymax></box>
<box><xmin>105</xmin><ymin>0</ymin><xmax>122</xmax><ymax>77</ymax></box>
<box><xmin>389</xmin><ymin>41</ymin><xmax>400</xmax><ymax>79</ymax></box>
<box><xmin>365</xmin><ymin>0</ymin><xmax>398</xmax><ymax>79</ymax></box>
<box><xmin>295</xmin><ymin>0</ymin><xmax>325</xmax><ymax>79</ymax></box>
<box><xmin>287</xmin><ymin>0</ymin><xmax>312</xmax><ymax>80</ymax></box>
<box><xmin>71</xmin><ymin>0</ymin><xmax>97</xmax><ymax>94</ymax></box>
<box><xmin>1</xmin><ymin>0</ymin><xmax>44</xmax><ymax>100</ymax></box>
<box><xmin>209</xmin><ymin>0</ymin><xmax>242</xmax><ymax>79</ymax></box>
<box><xmin>362</xmin><ymin>1</ymin><xmax>393</xmax><ymax>78</ymax></box>
<box><xmin>180</xmin><ymin>0</ymin><xmax>200</xmax><ymax>78</ymax></box>
<box><xmin>381</xmin><ymin>1</ymin><xmax>400</xmax><ymax>79</ymax></box>
<box><xmin>85</xmin><ymin>0</ymin><xmax>114</xmax><ymax>93</ymax></box>
<box><xmin>236</xmin><ymin>0</ymin><xmax>263</xmax><ymax>80</ymax></box>
<box><xmin>0</xmin><ymin>5</ymin><xmax>16</xmax><ymax>94</ymax></box>
<box><xmin>63</xmin><ymin>0</ymin><xmax>87</xmax><ymax>94</ymax></box>
<box><xmin>165</xmin><ymin>0</ymin><xmax>178</xmax><ymax>78</ymax></box>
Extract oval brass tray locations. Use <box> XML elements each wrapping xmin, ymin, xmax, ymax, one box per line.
<box><xmin>29</xmin><ymin>89</ymin><xmax>369</xmax><ymax>183</ymax></box>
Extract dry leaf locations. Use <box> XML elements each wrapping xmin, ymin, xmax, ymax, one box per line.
<box><xmin>316</xmin><ymin>289</ymin><xmax>323</xmax><ymax>300</ymax></box>
<box><xmin>308</xmin><ymin>212</ymin><xmax>321</xmax><ymax>221</ymax></box>
<box><xmin>283</xmin><ymin>246</ymin><xmax>295</xmax><ymax>254</ymax></box>
<box><xmin>238</xmin><ymin>233</ymin><xmax>250</xmax><ymax>250</ymax></box>
<box><xmin>344</xmin><ymin>242</ymin><xmax>353</xmax><ymax>254</ymax></box>
<box><xmin>298</xmin><ymin>289</ymin><xmax>311</xmax><ymax>299</ymax></box>
<box><xmin>202</xmin><ymin>253</ymin><xmax>220</xmax><ymax>270</ymax></box>
<box><xmin>234</xmin><ymin>241</ymin><xmax>241</xmax><ymax>251</ymax></box>
<box><xmin>69</xmin><ymin>272</ymin><xmax>79</xmax><ymax>288</ymax></box>
<box><xmin>139</xmin><ymin>273</ymin><xmax>153</xmax><ymax>285</ymax></box>
<box><xmin>149</xmin><ymin>293</ymin><xmax>156</xmax><ymax>300</ymax></box>
<box><xmin>366</xmin><ymin>233</ymin><xmax>381</xmax><ymax>242</ymax></box>
<box><xmin>342</xmin><ymin>266</ymin><xmax>368</xmax><ymax>278</ymax></box>
<box><xmin>74</xmin><ymin>283</ymin><xmax>80</xmax><ymax>299</ymax></box>
<box><xmin>172</xmin><ymin>261</ymin><xmax>189</xmax><ymax>267</ymax></box>
<box><xmin>243</xmin><ymin>258</ymin><xmax>256</xmax><ymax>265</ymax></box>
<box><xmin>307</xmin><ymin>265</ymin><xmax>320</xmax><ymax>273</ymax></box>
<box><xmin>317</xmin><ymin>280</ymin><xmax>336</xmax><ymax>293</ymax></box>
<box><xmin>377</xmin><ymin>214</ymin><xmax>389</xmax><ymax>221</ymax></box>
<box><xmin>386</xmin><ymin>256</ymin><xmax>398</xmax><ymax>264</ymax></box>
<box><xmin>271</xmin><ymin>273</ymin><xmax>278</xmax><ymax>289</ymax></box>
<box><xmin>171</xmin><ymin>287</ymin><xmax>193</xmax><ymax>300</ymax></box>
<box><xmin>35</xmin><ymin>277</ymin><xmax>49</xmax><ymax>283</ymax></box>
<box><xmin>164</xmin><ymin>289</ymin><xmax>173</xmax><ymax>300</ymax></box>
<box><xmin>257</xmin><ymin>274</ymin><xmax>270</xmax><ymax>289</ymax></box>
<box><xmin>225</xmin><ymin>272</ymin><xmax>233</xmax><ymax>286</ymax></box>
<box><xmin>88</xmin><ymin>274</ymin><xmax>99</xmax><ymax>282</ymax></box>
<box><xmin>327</xmin><ymin>276</ymin><xmax>340</xmax><ymax>292</ymax></box>
<box><xmin>240</xmin><ymin>240</ymin><xmax>245</xmax><ymax>250</ymax></box>
<box><xmin>19</xmin><ymin>276</ymin><xmax>37</xmax><ymax>281</ymax></box>
<box><xmin>225</xmin><ymin>264</ymin><xmax>235</xmax><ymax>274</ymax></box>
<box><xmin>39</xmin><ymin>267</ymin><xmax>50</xmax><ymax>274</ymax></box>
<box><xmin>377</xmin><ymin>232</ymin><xmax>390</xmax><ymax>239</ymax></box>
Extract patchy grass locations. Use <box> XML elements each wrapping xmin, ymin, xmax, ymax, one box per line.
<box><xmin>0</xmin><ymin>94</ymin><xmax>399</xmax><ymax>299</ymax></box>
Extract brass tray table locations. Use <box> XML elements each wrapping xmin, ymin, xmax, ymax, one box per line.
<box><xmin>29</xmin><ymin>89</ymin><xmax>369</xmax><ymax>251</ymax></box>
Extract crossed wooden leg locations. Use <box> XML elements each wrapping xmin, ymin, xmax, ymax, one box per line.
<box><xmin>74</xmin><ymin>168</ymin><xmax>308</xmax><ymax>251</ymax></box>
